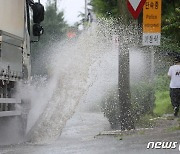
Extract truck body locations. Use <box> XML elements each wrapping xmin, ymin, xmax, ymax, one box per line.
<box><xmin>0</xmin><ymin>0</ymin><xmax>44</xmax><ymax>141</ymax></box>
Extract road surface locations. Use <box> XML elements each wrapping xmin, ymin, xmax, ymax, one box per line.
<box><xmin>0</xmin><ymin>107</ymin><xmax>180</xmax><ymax>154</ymax></box>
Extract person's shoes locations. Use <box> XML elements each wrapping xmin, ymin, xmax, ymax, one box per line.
<box><xmin>174</xmin><ymin>107</ymin><xmax>179</xmax><ymax>117</ymax></box>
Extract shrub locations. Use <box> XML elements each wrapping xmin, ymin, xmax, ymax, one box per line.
<box><xmin>131</xmin><ymin>82</ymin><xmax>155</xmax><ymax>123</ymax></box>
<box><xmin>101</xmin><ymin>88</ymin><xmax>119</xmax><ymax>129</ymax></box>
<box><xmin>154</xmin><ymin>75</ymin><xmax>169</xmax><ymax>92</ymax></box>
<box><xmin>101</xmin><ymin>83</ymin><xmax>155</xmax><ymax>129</ymax></box>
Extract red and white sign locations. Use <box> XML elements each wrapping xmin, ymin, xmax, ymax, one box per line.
<box><xmin>127</xmin><ymin>0</ymin><xmax>146</xmax><ymax>19</ymax></box>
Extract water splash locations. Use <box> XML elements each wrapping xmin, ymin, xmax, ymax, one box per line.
<box><xmin>16</xmin><ymin>18</ymin><xmax>147</xmax><ymax>144</ymax></box>
<box><xmin>14</xmin><ymin>21</ymin><xmax>117</xmax><ymax>143</ymax></box>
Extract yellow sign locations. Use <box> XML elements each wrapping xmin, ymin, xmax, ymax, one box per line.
<box><xmin>143</xmin><ymin>0</ymin><xmax>161</xmax><ymax>33</ymax></box>
<box><xmin>143</xmin><ymin>0</ymin><xmax>161</xmax><ymax>45</ymax></box>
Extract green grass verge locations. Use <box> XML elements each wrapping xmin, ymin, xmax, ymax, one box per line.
<box><xmin>153</xmin><ymin>91</ymin><xmax>173</xmax><ymax>116</ymax></box>
<box><xmin>165</xmin><ymin>123</ymin><xmax>180</xmax><ymax>132</ymax></box>
<box><xmin>136</xmin><ymin>114</ymin><xmax>155</xmax><ymax>128</ymax></box>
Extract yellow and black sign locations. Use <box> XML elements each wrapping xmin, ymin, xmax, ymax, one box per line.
<box><xmin>142</xmin><ymin>0</ymin><xmax>161</xmax><ymax>45</ymax></box>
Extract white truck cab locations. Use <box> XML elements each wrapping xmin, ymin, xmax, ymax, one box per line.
<box><xmin>0</xmin><ymin>0</ymin><xmax>44</xmax><ymax>142</ymax></box>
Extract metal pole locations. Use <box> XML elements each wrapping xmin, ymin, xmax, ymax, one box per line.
<box><xmin>150</xmin><ymin>47</ymin><xmax>154</xmax><ymax>83</ymax></box>
<box><xmin>150</xmin><ymin>47</ymin><xmax>155</xmax><ymax>110</ymax></box>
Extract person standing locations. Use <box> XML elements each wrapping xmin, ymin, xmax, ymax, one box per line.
<box><xmin>168</xmin><ymin>57</ymin><xmax>180</xmax><ymax>117</ymax></box>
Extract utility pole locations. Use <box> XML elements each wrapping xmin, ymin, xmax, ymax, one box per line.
<box><xmin>118</xmin><ymin>0</ymin><xmax>135</xmax><ymax>130</ymax></box>
<box><xmin>85</xmin><ymin>0</ymin><xmax>87</xmax><ymax>19</ymax></box>
<box><xmin>54</xmin><ymin>0</ymin><xmax>57</xmax><ymax>10</ymax></box>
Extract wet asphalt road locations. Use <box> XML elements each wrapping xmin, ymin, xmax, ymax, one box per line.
<box><xmin>0</xmin><ymin>110</ymin><xmax>180</xmax><ymax>154</ymax></box>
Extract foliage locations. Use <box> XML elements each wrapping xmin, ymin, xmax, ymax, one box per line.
<box><xmin>77</xmin><ymin>11</ymin><xmax>86</xmax><ymax>26</ymax></box>
<box><xmin>166</xmin><ymin>125</ymin><xmax>180</xmax><ymax>132</ymax></box>
<box><xmin>91</xmin><ymin>0</ymin><xmax>119</xmax><ymax>17</ymax></box>
<box><xmin>154</xmin><ymin>75</ymin><xmax>169</xmax><ymax>92</ymax></box>
<box><xmin>135</xmin><ymin>114</ymin><xmax>155</xmax><ymax>128</ymax></box>
<box><xmin>131</xmin><ymin>82</ymin><xmax>155</xmax><ymax>121</ymax></box>
<box><xmin>91</xmin><ymin>0</ymin><xmax>180</xmax><ymax>51</ymax></box>
<box><xmin>101</xmin><ymin>83</ymin><xmax>155</xmax><ymax>129</ymax></box>
<box><xmin>101</xmin><ymin>88</ymin><xmax>119</xmax><ymax>129</ymax></box>
<box><xmin>101</xmin><ymin>79</ymin><xmax>173</xmax><ymax>128</ymax></box>
<box><xmin>161</xmin><ymin>0</ymin><xmax>180</xmax><ymax>51</ymax></box>
<box><xmin>153</xmin><ymin>75</ymin><xmax>173</xmax><ymax>116</ymax></box>
<box><xmin>31</xmin><ymin>1</ymin><xmax>68</xmax><ymax>75</ymax></box>
<box><xmin>154</xmin><ymin>50</ymin><xmax>174</xmax><ymax>76</ymax></box>
<box><xmin>35</xmin><ymin>1</ymin><xmax>67</xmax><ymax>44</ymax></box>
<box><xmin>153</xmin><ymin>91</ymin><xmax>173</xmax><ymax>116</ymax></box>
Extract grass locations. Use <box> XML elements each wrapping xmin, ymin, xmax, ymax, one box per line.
<box><xmin>153</xmin><ymin>90</ymin><xmax>173</xmax><ymax>116</ymax></box>
<box><xmin>165</xmin><ymin>125</ymin><xmax>180</xmax><ymax>132</ymax></box>
<box><xmin>136</xmin><ymin>114</ymin><xmax>155</xmax><ymax>128</ymax></box>
<box><xmin>136</xmin><ymin>90</ymin><xmax>174</xmax><ymax>128</ymax></box>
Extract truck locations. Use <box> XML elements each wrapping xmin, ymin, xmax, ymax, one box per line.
<box><xmin>0</xmin><ymin>0</ymin><xmax>44</xmax><ymax>143</ymax></box>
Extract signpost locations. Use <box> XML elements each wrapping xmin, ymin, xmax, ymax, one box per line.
<box><xmin>127</xmin><ymin>0</ymin><xmax>147</xmax><ymax>19</ymax></box>
<box><xmin>118</xmin><ymin>0</ymin><xmax>161</xmax><ymax>130</ymax></box>
<box><xmin>142</xmin><ymin>0</ymin><xmax>162</xmax><ymax>45</ymax></box>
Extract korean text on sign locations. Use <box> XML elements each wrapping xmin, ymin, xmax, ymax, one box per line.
<box><xmin>143</xmin><ymin>0</ymin><xmax>161</xmax><ymax>46</ymax></box>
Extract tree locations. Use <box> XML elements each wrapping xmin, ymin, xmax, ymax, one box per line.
<box><xmin>41</xmin><ymin>1</ymin><xmax>67</xmax><ymax>42</ymax></box>
<box><xmin>91</xmin><ymin>0</ymin><xmax>180</xmax><ymax>51</ymax></box>
<box><xmin>161</xmin><ymin>0</ymin><xmax>180</xmax><ymax>50</ymax></box>
<box><xmin>91</xmin><ymin>0</ymin><xmax>119</xmax><ymax>17</ymax></box>
<box><xmin>31</xmin><ymin>1</ymin><xmax>68</xmax><ymax>75</ymax></box>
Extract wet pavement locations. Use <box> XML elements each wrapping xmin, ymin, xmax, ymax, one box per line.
<box><xmin>0</xmin><ymin>109</ymin><xmax>180</xmax><ymax>154</ymax></box>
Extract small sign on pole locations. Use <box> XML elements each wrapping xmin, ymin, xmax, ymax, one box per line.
<box><xmin>142</xmin><ymin>0</ymin><xmax>162</xmax><ymax>46</ymax></box>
